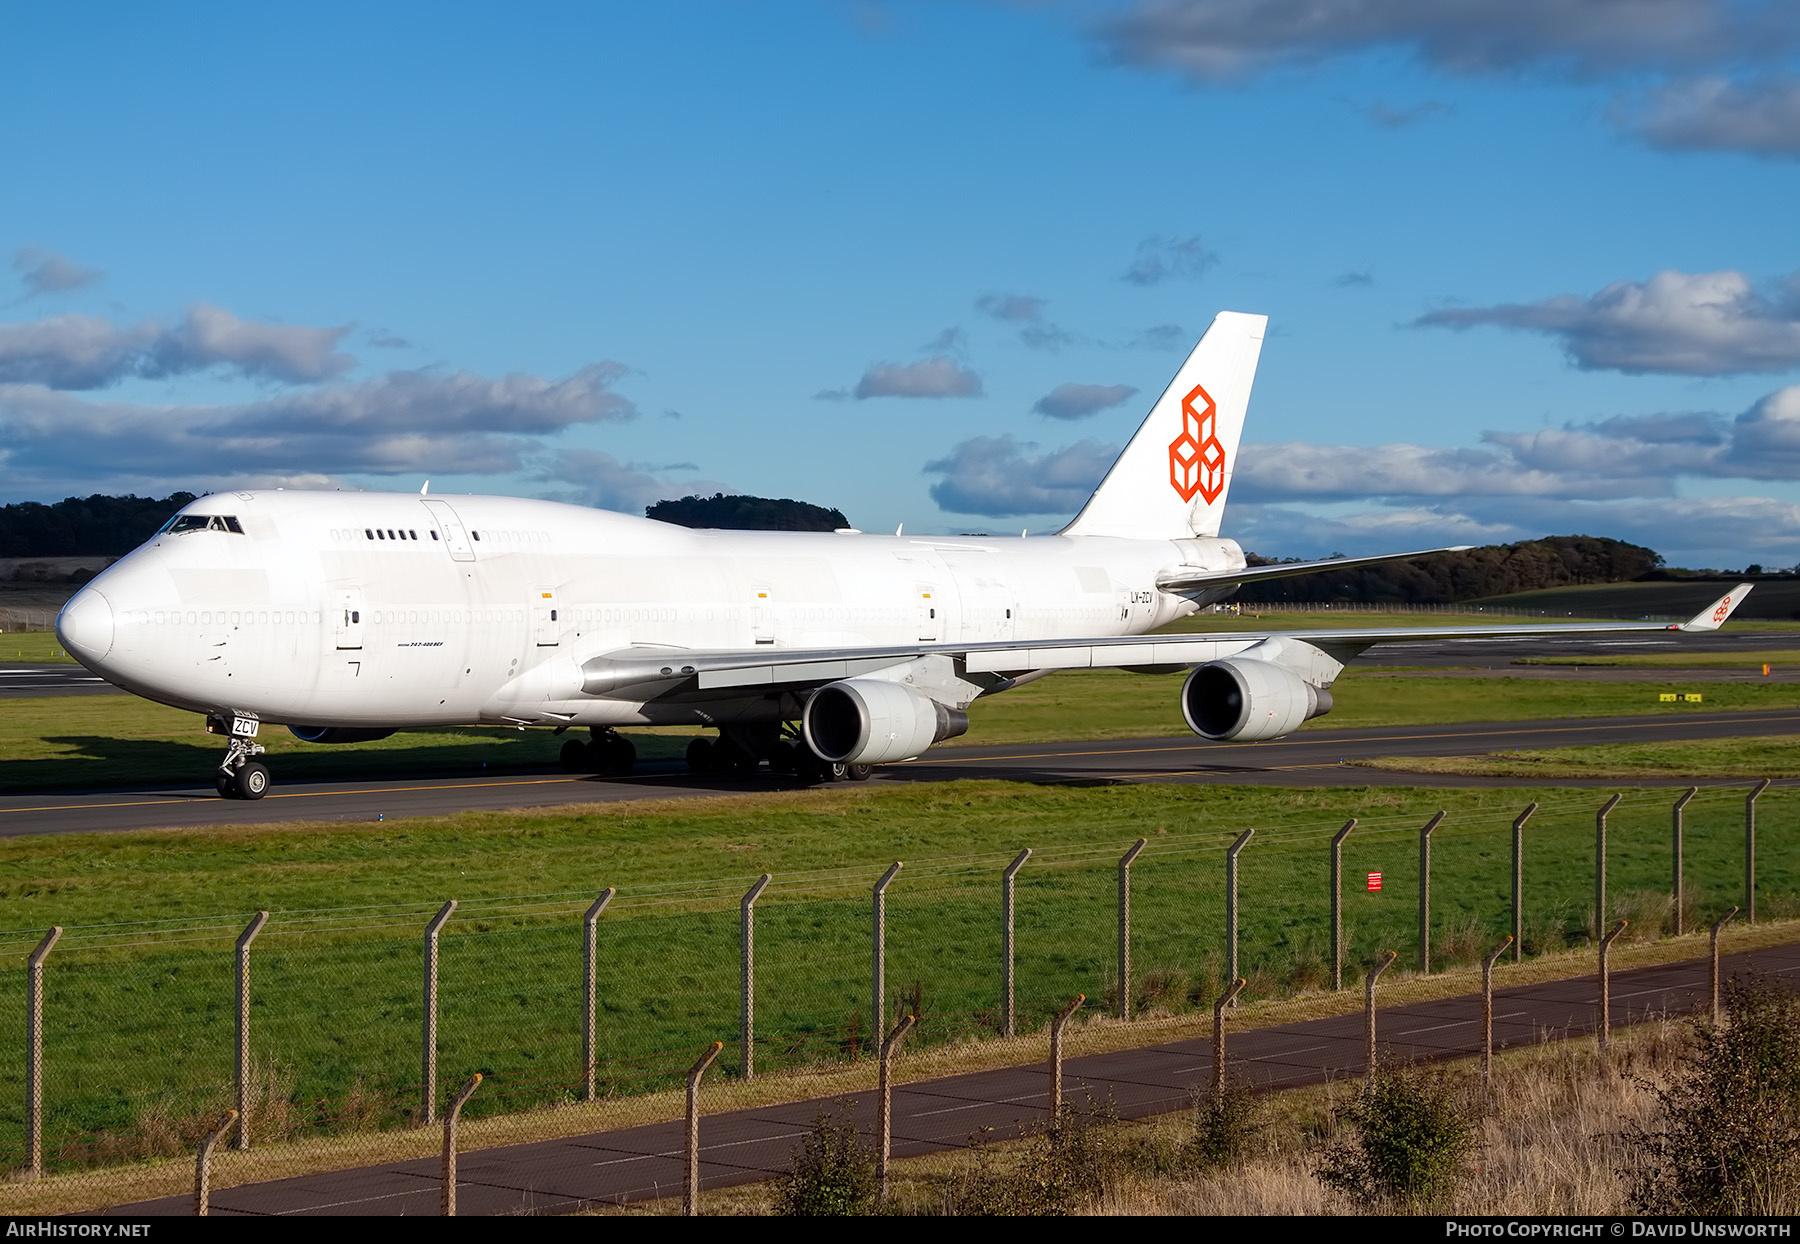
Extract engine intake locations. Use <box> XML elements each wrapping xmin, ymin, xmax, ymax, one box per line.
<box><xmin>287</xmin><ymin>725</ymin><xmax>398</xmax><ymax>744</ymax></box>
<box><xmin>1180</xmin><ymin>659</ymin><xmax>1333</xmax><ymax>742</ymax></box>
<box><xmin>802</xmin><ymin>679</ymin><xmax>969</xmax><ymax>765</ymax></box>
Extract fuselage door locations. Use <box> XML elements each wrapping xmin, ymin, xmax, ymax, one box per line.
<box><xmin>421</xmin><ymin>499</ymin><xmax>475</xmax><ymax>562</ymax></box>
<box><xmin>534</xmin><ymin>587</ymin><xmax>560</xmax><ymax>646</ymax></box>
<box><xmin>917</xmin><ymin>585</ymin><xmax>938</xmax><ymax>642</ymax></box>
<box><xmin>750</xmin><ymin>584</ymin><xmax>774</xmax><ymax>645</ymax></box>
<box><xmin>334</xmin><ymin>587</ymin><xmax>364</xmax><ymax>650</ymax></box>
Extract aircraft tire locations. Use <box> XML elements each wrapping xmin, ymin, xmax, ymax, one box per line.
<box><xmin>560</xmin><ymin>739</ymin><xmax>591</xmax><ymax>773</ymax></box>
<box><xmin>237</xmin><ymin>761</ymin><xmax>271</xmax><ymax>800</ymax></box>
<box><xmin>686</xmin><ymin>737</ymin><xmax>714</xmax><ymax>774</ymax></box>
<box><xmin>607</xmin><ymin>736</ymin><xmax>637</xmax><ymax>775</ymax></box>
<box><xmin>215</xmin><ymin>772</ymin><xmax>239</xmax><ymax>799</ymax></box>
<box><xmin>848</xmin><ymin>764</ymin><xmax>873</xmax><ymax>782</ymax></box>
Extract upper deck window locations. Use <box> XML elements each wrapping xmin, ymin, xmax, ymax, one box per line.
<box><xmin>164</xmin><ymin>514</ymin><xmax>243</xmax><ymax>534</ymax></box>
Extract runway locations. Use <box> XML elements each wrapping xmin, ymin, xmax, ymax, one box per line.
<box><xmin>4</xmin><ymin>708</ymin><xmax>1797</xmax><ymax>837</ymax></box>
<box><xmin>0</xmin><ymin>661</ymin><xmax>121</xmax><ymax>697</ymax></box>
<box><xmin>107</xmin><ymin>939</ymin><xmax>1800</xmax><ymax>1215</ymax></box>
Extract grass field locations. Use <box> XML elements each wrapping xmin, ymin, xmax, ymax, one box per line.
<box><xmin>1</xmin><ymin>779</ymin><xmax>1793</xmax><ymax>1174</ymax></box>
<box><xmin>0</xmin><ymin>632</ymin><xmax>69</xmax><ymax>662</ymax></box>
<box><xmin>1359</xmin><ymin>735</ymin><xmax>1800</xmax><ymax>779</ymax></box>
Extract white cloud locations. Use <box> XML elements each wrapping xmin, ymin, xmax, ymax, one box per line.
<box><xmin>975</xmin><ymin>293</ymin><xmax>1046</xmax><ymax>323</ymax></box>
<box><xmin>1122</xmin><ymin>235</ymin><xmax>1218</xmax><ymax>286</ymax></box>
<box><xmin>1096</xmin><ymin>0</ymin><xmax>1799</xmax><ymax>83</ymax></box>
<box><xmin>1032</xmin><ymin>382</ymin><xmax>1139</xmax><ymax>420</ymax></box>
<box><xmin>0</xmin><ymin>303</ymin><xmax>355</xmax><ymax>389</ymax></box>
<box><xmin>1617</xmin><ymin>74</ymin><xmax>1800</xmax><ymax>157</ymax></box>
<box><xmin>0</xmin><ymin>363</ymin><xmax>636</xmax><ymax>485</ymax></box>
<box><xmin>852</xmin><ymin>355</ymin><xmax>984</xmax><ymax>399</ymax></box>
<box><xmin>12</xmin><ymin>246</ymin><xmax>103</xmax><ymax>298</ymax></box>
<box><xmin>924</xmin><ymin>435</ymin><xmax>1118</xmax><ymax>516</ymax></box>
<box><xmin>1416</xmin><ymin>268</ymin><xmax>1800</xmax><ymax>375</ymax></box>
<box><xmin>535</xmin><ymin>448</ymin><xmax>727</xmax><ymax>515</ymax></box>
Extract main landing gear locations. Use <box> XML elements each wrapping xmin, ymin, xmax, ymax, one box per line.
<box><xmin>210</xmin><ymin>715</ymin><xmax>270</xmax><ymax>800</ymax></box>
<box><xmin>559</xmin><ymin>728</ymin><xmax>638</xmax><ymax>776</ymax></box>
<box><xmin>683</xmin><ymin>727</ymin><xmax>872</xmax><ymax>784</ymax></box>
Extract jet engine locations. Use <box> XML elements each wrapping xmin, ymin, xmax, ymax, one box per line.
<box><xmin>1179</xmin><ymin>658</ymin><xmax>1333</xmax><ymax>742</ymax></box>
<box><xmin>287</xmin><ymin>725</ymin><xmax>399</xmax><ymax>744</ymax></box>
<box><xmin>802</xmin><ymin>679</ymin><xmax>969</xmax><ymax>765</ymax></box>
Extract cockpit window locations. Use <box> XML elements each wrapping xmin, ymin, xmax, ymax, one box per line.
<box><xmin>163</xmin><ymin>514</ymin><xmax>243</xmax><ymax>534</ymax></box>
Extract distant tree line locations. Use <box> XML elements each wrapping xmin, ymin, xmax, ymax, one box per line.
<box><xmin>0</xmin><ymin>493</ymin><xmax>196</xmax><ymax>558</ymax></box>
<box><xmin>647</xmin><ymin>493</ymin><xmax>849</xmax><ymax>532</ymax></box>
<box><xmin>1237</xmin><ymin>535</ymin><xmax>1667</xmax><ymax>605</ymax></box>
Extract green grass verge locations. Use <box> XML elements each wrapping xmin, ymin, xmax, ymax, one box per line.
<box><xmin>0</xmin><ymin>779</ymin><xmax>1795</xmax><ymax>1174</ymax></box>
<box><xmin>0</xmin><ymin>632</ymin><xmax>71</xmax><ymax>662</ymax></box>
<box><xmin>1358</xmin><ymin>735</ymin><xmax>1800</xmax><ymax>779</ymax></box>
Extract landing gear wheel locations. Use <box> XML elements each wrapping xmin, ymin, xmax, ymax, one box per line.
<box><xmin>826</xmin><ymin>762</ymin><xmax>849</xmax><ymax>783</ymax></box>
<box><xmin>686</xmin><ymin>737</ymin><xmax>714</xmax><ymax>774</ymax></box>
<box><xmin>236</xmin><ymin>761</ymin><xmax>270</xmax><ymax>800</ymax></box>
<box><xmin>847</xmin><ymin>764</ymin><xmax>873</xmax><ymax>782</ymax></box>
<box><xmin>560</xmin><ymin>739</ymin><xmax>591</xmax><ymax>773</ymax></box>
<box><xmin>605</xmin><ymin>736</ymin><xmax>637</xmax><ymax>775</ymax></box>
<box><xmin>216</xmin><ymin>772</ymin><xmax>239</xmax><ymax>799</ymax></box>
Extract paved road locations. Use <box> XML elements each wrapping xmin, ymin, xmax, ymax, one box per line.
<box><xmin>110</xmin><ymin>940</ymin><xmax>1800</xmax><ymax>1216</ymax></box>
<box><xmin>0</xmin><ymin>662</ymin><xmax>120</xmax><ymax>698</ymax></box>
<box><xmin>5</xmin><ymin>709</ymin><xmax>1799</xmax><ymax>838</ymax></box>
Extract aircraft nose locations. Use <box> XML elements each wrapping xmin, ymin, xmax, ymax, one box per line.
<box><xmin>57</xmin><ymin>586</ymin><xmax>115</xmax><ymax>666</ymax></box>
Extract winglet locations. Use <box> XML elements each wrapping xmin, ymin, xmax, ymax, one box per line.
<box><xmin>1678</xmin><ymin>583</ymin><xmax>1754</xmax><ymax>632</ymax></box>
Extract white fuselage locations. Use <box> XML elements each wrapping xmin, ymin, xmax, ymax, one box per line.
<box><xmin>61</xmin><ymin>490</ymin><xmax>1243</xmax><ymax>730</ymax></box>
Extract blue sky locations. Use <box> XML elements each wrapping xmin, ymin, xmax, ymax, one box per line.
<box><xmin>4</xmin><ymin>1</ymin><xmax>1800</xmax><ymax>567</ymax></box>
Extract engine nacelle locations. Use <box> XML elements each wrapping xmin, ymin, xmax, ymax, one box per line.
<box><xmin>802</xmin><ymin>679</ymin><xmax>969</xmax><ymax>765</ymax></box>
<box><xmin>287</xmin><ymin>725</ymin><xmax>398</xmax><ymax>744</ymax></box>
<box><xmin>1180</xmin><ymin>659</ymin><xmax>1333</xmax><ymax>742</ymax></box>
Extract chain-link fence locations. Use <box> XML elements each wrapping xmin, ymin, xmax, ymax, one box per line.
<box><xmin>3</xmin><ymin>784</ymin><xmax>1793</xmax><ymax>1200</ymax></box>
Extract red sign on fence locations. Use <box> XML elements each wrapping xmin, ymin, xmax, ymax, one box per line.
<box><xmin>1367</xmin><ymin>872</ymin><xmax>1382</xmax><ymax>892</ymax></box>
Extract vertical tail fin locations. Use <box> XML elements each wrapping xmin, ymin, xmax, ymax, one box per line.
<box><xmin>1061</xmin><ymin>311</ymin><xmax>1265</xmax><ymax>539</ymax></box>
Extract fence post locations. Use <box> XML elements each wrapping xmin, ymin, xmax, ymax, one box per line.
<box><xmin>1117</xmin><ymin>838</ymin><xmax>1147</xmax><ymax>1019</ymax></box>
<box><xmin>1671</xmin><ymin>788</ymin><xmax>1696</xmax><ymax>937</ymax></box>
<box><xmin>582</xmin><ymin>887</ymin><xmax>615</xmax><ymax>1103</ymax></box>
<box><xmin>871</xmin><ymin>862</ymin><xmax>903</xmax><ymax>1039</ymax></box>
<box><xmin>1212</xmin><ymin>977</ymin><xmax>1247</xmax><ymax>1102</ymax></box>
<box><xmin>1048</xmin><ymin>994</ymin><xmax>1085</xmax><ymax>1119</ymax></box>
<box><xmin>1364</xmin><ymin>949</ymin><xmax>1397</xmax><ymax>1090</ymax></box>
<box><xmin>1225</xmin><ymin>828</ymin><xmax>1254</xmax><ymax>989</ymax></box>
<box><xmin>1418</xmin><ymin>812</ymin><xmax>1444</xmax><ymax>974</ymax></box>
<box><xmin>1598</xmin><ymin>919</ymin><xmax>1628</xmax><ymax>1058</ymax></box>
<box><xmin>421</xmin><ymin>899</ymin><xmax>456</xmax><ymax>1125</ymax></box>
<box><xmin>1001</xmin><ymin>849</ymin><xmax>1031</xmax><ymax>1037</ymax></box>
<box><xmin>1710</xmin><ymin>906</ymin><xmax>1738</xmax><ymax>1025</ymax></box>
<box><xmin>1746</xmin><ymin>779</ymin><xmax>1769</xmax><ymax>924</ymax></box>
<box><xmin>1512</xmin><ymin>803</ymin><xmax>1535</xmax><ymax>962</ymax></box>
<box><xmin>1330</xmin><ymin>820</ymin><xmax>1356</xmax><ymax>991</ymax></box>
<box><xmin>684</xmin><ymin>1042</ymin><xmax>724</xmax><ymax>1217</ymax></box>
<box><xmin>193</xmin><ymin>1110</ymin><xmax>237</xmax><ymax>1216</ymax></box>
<box><xmin>25</xmin><ymin>926</ymin><xmax>61</xmax><ymax>1181</ymax></box>
<box><xmin>441</xmin><ymin>1073</ymin><xmax>482</xmax><ymax>1217</ymax></box>
<box><xmin>1481</xmin><ymin>936</ymin><xmax>1513</xmax><ymax>1091</ymax></box>
<box><xmin>1596</xmin><ymin>794</ymin><xmax>1621</xmax><ymax>938</ymax></box>
<box><xmin>876</xmin><ymin>1013</ymin><xmax>917</xmax><ymax>1202</ymax></box>
<box><xmin>740</xmin><ymin>873</ymin><xmax>772</xmax><ymax>1079</ymax></box>
<box><xmin>234</xmin><ymin>910</ymin><xmax>269</xmax><ymax>1150</ymax></box>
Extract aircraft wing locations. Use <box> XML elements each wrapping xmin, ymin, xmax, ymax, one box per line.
<box><xmin>580</xmin><ymin>583</ymin><xmax>1753</xmax><ymax>698</ymax></box>
<box><xmin>1155</xmin><ymin>544</ymin><xmax>1474</xmax><ymax>595</ymax></box>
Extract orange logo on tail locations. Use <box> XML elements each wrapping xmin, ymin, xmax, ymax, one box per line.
<box><xmin>1169</xmin><ymin>383</ymin><xmax>1226</xmax><ymax>503</ymax></box>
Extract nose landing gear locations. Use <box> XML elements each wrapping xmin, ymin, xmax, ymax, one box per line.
<box><xmin>209</xmin><ymin>715</ymin><xmax>270</xmax><ymax>800</ymax></box>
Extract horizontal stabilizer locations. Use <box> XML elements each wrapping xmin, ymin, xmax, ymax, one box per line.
<box><xmin>1155</xmin><ymin>545</ymin><xmax>1474</xmax><ymax>596</ymax></box>
<box><xmin>1678</xmin><ymin>583</ymin><xmax>1754</xmax><ymax>632</ymax></box>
